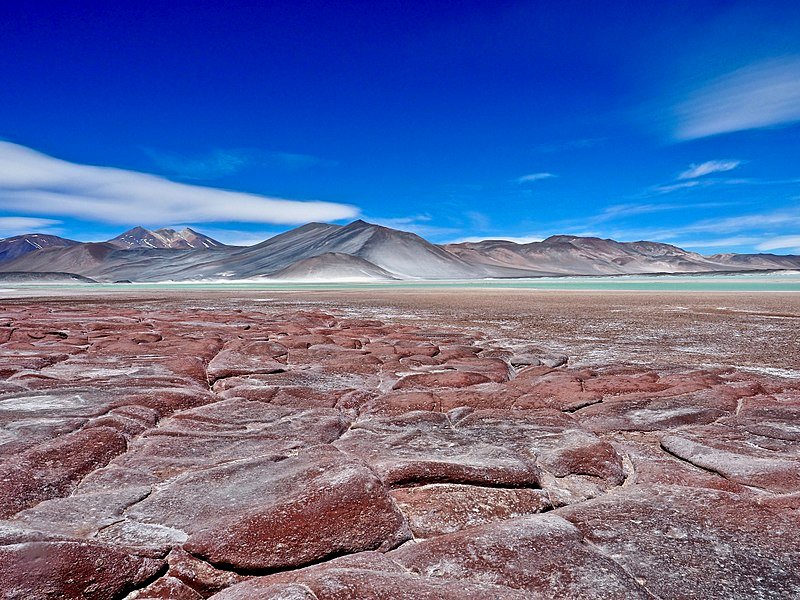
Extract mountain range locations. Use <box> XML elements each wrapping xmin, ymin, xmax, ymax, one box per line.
<box><xmin>0</xmin><ymin>221</ymin><xmax>798</xmax><ymax>282</ymax></box>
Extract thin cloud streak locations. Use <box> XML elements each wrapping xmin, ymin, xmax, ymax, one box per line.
<box><xmin>674</xmin><ymin>56</ymin><xmax>800</xmax><ymax>140</ymax></box>
<box><xmin>0</xmin><ymin>142</ymin><xmax>359</xmax><ymax>226</ymax></box>
<box><xmin>757</xmin><ymin>235</ymin><xmax>800</xmax><ymax>251</ymax></box>
<box><xmin>0</xmin><ymin>216</ymin><xmax>62</xmax><ymax>237</ymax></box>
<box><xmin>517</xmin><ymin>172</ymin><xmax>556</xmax><ymax>183</ymax></box>
<box><xmin>678</xmin><ymin>160</ymin><xmax>741</xmax><ymax>180</ymax></box>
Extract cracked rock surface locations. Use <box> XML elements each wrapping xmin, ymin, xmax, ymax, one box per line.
<box><xmin>0</xmin><ymin>297</ymin><xmax>798</xmax><ymax>599</ymax></box>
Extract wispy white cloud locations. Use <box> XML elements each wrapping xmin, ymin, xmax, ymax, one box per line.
<box><xmin>143</xmin><ymin>147</ymin><xmax>336</xmax><ymax>179</ymax></box>
<box><xmin>678</xmin><ymin>160</ymin><xmax>741</xmax><ymax>180</ymax></box>
<box><xmin>600</xmin><ymin>207</ymin><xmax>800</xmax><ymax>246</ymax></box>
<box><xmin>0</xmin><ymin>142</ymin><xmax>359</xmax><ymax>226</ymax></box>
<box><xmin>650</xmin><ymin>181</ymin><xmax>704</xmax><ymax>194</ymax></box>
<box><xmin>0</xmin><ymin>216</ymin><xmax>62</xmax><ymax>237</ymax></box>
<box><xmin>674</xmin><ymin>56</ymin><xmax>800</xmax><ymax>140</ymax></box>
<box><xmin>517</xmin><ymin>172</ymin><xmax>556</xmax><ymax>184</ymax></box>
<box><xmin>756</xmin><ymin>235</ymin><xmax>800</xmax><ymax>252</ymax></box>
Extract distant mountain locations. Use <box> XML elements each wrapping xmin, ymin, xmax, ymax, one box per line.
<box><xmin>0</xmin><ymin>220</ymin><xmax>798</xmax><ymax>282</ymax></box>
<box><xmin>266</xmin><ymin>252</ymin><xmax>398</xmax><ymax>281</ymax></box>
<box><xmin>224</xmin><ymin>219</ymin><xmax>498</xmax><ymax>280</ymax></box>
<box><xmin>108</xmin><ymin>226</ymin><xmax>225</xmax><ymax>249</ymax></box>
<box><xmin>444</xmin><ymin>235</ymin><xmax>734</xmax><ymax>275</ymax></box>
<box><xmin>708</xmin><ymin>253</ymin><xmax>800</xmax><ymax>270</ymax></box>
<box><xmin>0</xmin><ymin>242</ymin><xmax>119</xmax><ymax>276</ymax></box>
<box><xmin>0</xmin><ymin>233</ymin><xmax>79</xmax><ymax>262</ymax></box>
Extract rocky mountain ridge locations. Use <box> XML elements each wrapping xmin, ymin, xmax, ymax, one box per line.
<box><xmin>0</xmin><ymin>220</ymin><xmax>797</xmax><ymax>282</ymax></box>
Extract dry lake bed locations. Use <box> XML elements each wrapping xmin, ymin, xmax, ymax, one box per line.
<box><xmin>0</xmin><ymin>288</ymin><xmax>798</xmax><ymax>599</ymax></box>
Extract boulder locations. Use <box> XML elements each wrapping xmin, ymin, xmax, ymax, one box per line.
<box><xmin>0</xmin><ymin>541</ymin><xmax>163</xmax><ymax>600</ymax></box>
<box><xmin>390</xmin><ymin>514</ymin><xmax>651</xmax><ymax>598</ymax></box>
<box><xmin>127</xmin><ymin>445</ymin><xmax>410</xmax><ymax>570</ymax></box>
<box><xmin>560</xmin><ymin>484</ymin><xmax>800</xmax><ymax>599</ymax></box>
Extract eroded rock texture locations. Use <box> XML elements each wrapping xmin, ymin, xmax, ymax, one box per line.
<box><xmin>0</xmin><ymin>299</ymin><xmax>798</xmax><ymax>599</ymax></box>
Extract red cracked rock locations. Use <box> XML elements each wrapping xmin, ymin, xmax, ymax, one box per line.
<box><xmin>392</xmin><ymin>371</ymin><xmax>491</xmax><ymax>390</ymax></box>
<box><xmin>435</xmin><ymin>387</ymin><xmax>516</xmax><ymax>411</ymax></box>
<box><xmin>390</xmin><ymin>483</ymin><xmax>552</xmax><ymax>537</ymax></box>
<box><xmin>167</xmin><ymin>547</ymin><xmax>250</xmax><ymax>597</ymax></box>
<box><xmin>126</xmin><ymin>445</ymin><xmax>411</xmax><ymax>570</ymax></box>
<box><xmin>442</xmin><ymin>357</ymin><xmax>512</xmax><ymax>383</ymax></box>
<box><xmin>127</xmin><ymin>576</ymin><xmax>203</xmax><ymax>599</ymax></box>
<box><xmin>113</xmin><ymin>402</ymin><xmax>349</xmax><ymax>479</ymax></box>
<box><xmin>559</xmin><ymin>484</ymin><xmax>800</xmax><ymax>599</ymax></box>
<box><xmin>574</xmin><ymin>384</ymin><xmax>739</xmax><ymax>433</ymax></box>
<box><xmin>660</xmin><ymin>426</ymin><xmax>800</xmax><ymax>493</ymax></box>
<box><xmin>0</xmin><ymin>425</ymin><xmax>127</xmax><ymax>518</ymax></box>
<box><xmin>389</xmin><ymin>514</ymin><xmax>652</xmax><ymax>598</ymax></box>
<box><xmin>209</xmin><ymin>551</ymin><xmax>530</xmax><ymax>599</ymax></box>
<box><xmin>456</xmin><ymin>409</ymin><xmax>626</xmax><ymax>485</ymax></box>
<box><xmin>333</xmin><ymin>411</ymin><xmax>541</xmax><ymax>488</ymax></box>
<box><xmin>0</xmin><ymin>541</ymin><xmax>164</xmax><ymax>600</ymax></box>
<box><xmin>206</xmin><ymin>340</ymin><xmax>288</xmax><ymax>383</ymax></box>
<box><xmin>360</xmin><ymin>391</ymin><xmax>440</xmax><ymax>416</ymax></box>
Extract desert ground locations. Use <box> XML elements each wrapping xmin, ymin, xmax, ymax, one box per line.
<box><xmin>1</xmin><ymin>289</ymin><xmax>798</xmax><ymax>599</ymax></box>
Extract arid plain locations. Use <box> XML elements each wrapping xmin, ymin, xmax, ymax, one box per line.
<box><xmin>1</xmin><ymin>289</ymin><xmax>798</xmax><ymax>599</ymax></box>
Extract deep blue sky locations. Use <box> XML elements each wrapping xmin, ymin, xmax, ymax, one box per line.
<box><xmin>1</xmin><ymin>0</ymin><xmax>799</xmax><ymax>252</ymax></box>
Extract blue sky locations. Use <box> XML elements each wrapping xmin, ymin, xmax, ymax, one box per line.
<box><xmin>1</xmin><ymin>1</ymin><xmax>799</xmax><ymax>252</ymax></box>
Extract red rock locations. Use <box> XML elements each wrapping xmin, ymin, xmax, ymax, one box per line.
<box><xmin>391</xmin><ymin>340</ymin><xmax>439</xmax><ymax>358</ymax></box>
<box><xmin>391</xmin><ymin>483</ymin><xmax>552</xmax><ymax>537</ymax></box>
<box><xmin>127</xmin><ymin>445</ymin><xmax>410</xmax><ymax>570</ymax></box>
<box><xmin>0</xmin><ymin>425</ymin><xmax>127</xmax><ymax>517</ymax></box>
<box><xmin>315</xmin><ymin>351</ymin><xmax>383</xmax><ymax>377</ymax></box>
<box><xmin>86</xmin><ymin>404</ymin><xmax>161</xmax><ymax>437</ymax></box>
<box><xmin>611</xmin><ymin>436</ymin><xmax>746</xmax><ymax>493</ymax></box>
<box><xmin>509</xmin><ymin>352</ymin><xmax>541</xmax><ymax>367</ymax></box>
<box><xmin>398</xmin><ymin>355</ymin><xmax>442</xmax><ymax>368</ymax></box>
<box><xmin>334</xmin><ymin>412</ymin><xmax>541</xmax><ymax>487</ymax></box>
<box><xmin>390</xmin><ymin>514</ymin><xmax>651</xmax><ymax>598</ymax></box>
<box><xmin>435</xmin><ymin>345</ymin><xmax>482</xmax><ymax>362</ymax></box>
<box><xmin>442</xmin><ymin>357</ymin><xmax>512</xmax><ymax>382</ymax></box>
<box><xmin>114</xmin><ymin>402</ymin><xmax>348</xmax><ymax>478</ymax></box>
<box><xmin>13</xmin><ymin>485</ymin><xmax>151</xmax><ymax>539</ymax></box>
<box><xmin>209</xmin><ymin>551</ymin><xmax>529</xmax><ymax>599</ymax></box>
<box><xmin>508</xmin><ymin>369</ymin><xmax>603</xmax><ymax>411</ymax></box>
<box><xmin>128</xmin><ymin>576</ymin><xmax>203</xmax><ymax>599</ymax></box>
<box><xmin>121</xmin><ymin>388</ymin><xmax>218</xmax><ymax>417</ymax></box>
<box><xmin>360</xmin><ymin>391</ymin><xmax>440</xmax><ymax>416</ymax></box>
<box><xmin>280</xmin><ymin>334</ymin><xmax>332</xmax><ymax>349</ymax></box>
<box><xmin>661</xmin><ymin>427</ymin><xmax>800</xmax><ymax>493</ymax></box>
<box><xmin>735</xmin><ymin>394</ymin><xmax>800</xmax><ymax>441</ymax></box>
<box><xmin>456</xmin><ymin>409</ymin><xmax>625</xmax><ymax>485</ymax></box>
<box><xmin>333</xmin><ymin>388</ymin><xmax>377</xmax><ymax>415</ymax></box>
<box><xmin>539</xmin><ymin>354</ymin><xmax>568</xmax><ymax>368</ymax></box>
<box><xmin>167</xmin><ymin>547</ymin><xmax>250</xmax><ymax>597</ymax></box>
<box><xmin>560</xmin><ymin>484</ymin><xmax>800</xmax><ymax>599</ymax></box>
<box><xmin>575</xmin><ymin>386</ymin><xmax>738</xmax><ymax>432</ymax></box>
<box><xmin>362</xmin><ymin>340</ymin><xmax>397</xmax><ymax>355</ymax></box>
<box><xmin>392</xmin><ymin>371</ymin><xmax>491</xmax><ymax>390</ymax></box>
<box><xmin>0</xmin><ymin>541</ymin><xmax>164</xmax><ymax>600</ymax></box>
<box><xmin>435</xmin><ymin>387</ymin><xmax>515</xmax><ymax>411</ymax></box>
<box><xmin>206</xmin><ymin>346</ymin><xmax>286</xmax><ymax>384</ymax></box>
